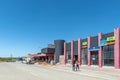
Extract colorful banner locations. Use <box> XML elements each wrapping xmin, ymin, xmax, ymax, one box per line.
<box><xmin>100</xmin><ymin>39</ymin><xmax>107</xmax><ymax>46</ymax></box>
<box><xmin>82</xmin><ymin>42</ymin><xmax>87</xmax><ymax>46</ymax></box>
<box><xmin>82</xmin><ymin>46</ymin><xmax>87</xmax><ymax>48</ymax></box>
<box><xmin>107</xmin><ymin>36</ymin><xmax>115</xmax><ymax>42</ymax></box>
<box><xmin>108</xmin><ymin>41</ymin><xmax>115</xmax><ymax>45</ymax></box>
<box><xmin>88</xmin><ymin>46</ymin><xmax>100</xmax><ymax>51</ymax></box>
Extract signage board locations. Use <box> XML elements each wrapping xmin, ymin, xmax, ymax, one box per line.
<box><xmin>100</xmin><ymin>39</ymin><xmax>107</xmax><ymax>46</ymax></box>
<box><xmin>82</xmin><ymin>46</ymin><xmax>87</xmax><ymax>48</ymax></box>
<box><xmin>107</xmin><ymin>36</ymin><xmax>115</xmax><ymax>42</ymax></box>
<box><xmin>82</xmin><ymin>42</ymin><xmax>87</xmax><ymax>46</ymax></box>
<box><xmin>88</xmin><ymin>46</ymin><xmax>100</xmax><ymax>51</ymax></box>
<box><xmin>108</xmin><ymin>41</ymin><xmax>115</xmax><ymax>45</ymax></box>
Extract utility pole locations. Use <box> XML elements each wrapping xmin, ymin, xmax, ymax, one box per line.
<box><xmin>11</xmin><ymin>54</ymin><xmax>12</xmax><ymax>62</ymax></box>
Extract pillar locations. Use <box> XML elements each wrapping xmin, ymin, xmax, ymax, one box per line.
<box><xmin>64</xmin><ymin>42</ymin><xmax>67</xmax><ymax>65</ymax></box>
<box><xmin>114</xmin><ymin>28</ymin><xmax>120</xmax><ymax>69</ymax></box>
<box><xmin>71</xmin><ymin>40</ymin><xmax>74</xmax><ymax>65</ymax></box>
<box><xmin>78</xmin><ymin>38</ymin><xmax>82</xmax><ymax>65</ymax></box>
<box><xmin>88</xmin><ymin>36</ymin><xmax>91</xmax><ymax>66</ymax></box>
<box><xmin>98</xmin><ymin>32</ymin><xmax>103</xmax><ymax>67</ymax></box>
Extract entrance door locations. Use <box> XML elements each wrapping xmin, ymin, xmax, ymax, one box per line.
<box><xmin>91</xmin><ymin>51</ymin><xmax>98</xmax><ymax>65</ymax></box>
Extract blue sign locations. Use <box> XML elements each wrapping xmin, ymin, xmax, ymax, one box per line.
<box><xmin>88</xmin><ymin>46</ymin><xmax>100</xmax><ymax>51</ymax></box>
<box><xmin>100</xmin><ymin>39</ymin><xmax>107</xmax><ymax>46</ymax></box>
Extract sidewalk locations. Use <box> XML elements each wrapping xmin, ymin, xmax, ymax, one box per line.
<box><xmin>48</xmin><ymin>64</ymin><xmax>120</xmax><ymax>80</ymax></box>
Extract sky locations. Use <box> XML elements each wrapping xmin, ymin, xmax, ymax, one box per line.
<box><xmin>0</xmin><ymin>0</ymin><xmax>120</xmax><ymax>57</ymax></box>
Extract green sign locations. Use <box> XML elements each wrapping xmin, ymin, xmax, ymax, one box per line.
<box><xmin>107</xmin><ymin>36</ymin><xmax>115</xmax><ymax>42</ymax></box>
<box><xmin>82</xmin><ymin>42</ymin><xmax>87</xmax><ymax>46</ymax></box>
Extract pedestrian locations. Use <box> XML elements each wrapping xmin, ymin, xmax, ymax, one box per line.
<box><xmin>75</xmin><ymin>60</ymin><xmax>79</xmax><ymax>71</ymax></box>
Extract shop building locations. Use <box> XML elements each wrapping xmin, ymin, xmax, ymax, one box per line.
<box><xmin>64</xmin><ymin>28</ymin><xmax>120</xmax><ymax>69</ymax></box>
<box><xmin>28</xmin><ymin>40</ymin><xmax>65</xmax><ymax>64</ymax></box>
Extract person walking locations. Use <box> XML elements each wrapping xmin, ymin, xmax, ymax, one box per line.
<box><xmin>75</xmin><ymin>60</ymin><xmax>79</xmax><ymax>71</ymax></box>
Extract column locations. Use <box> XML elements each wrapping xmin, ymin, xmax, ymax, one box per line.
<box><xmin>78</xmin><ymin>38</ymin><xmax>82</xmax><ymax>65</ymax></box>
<box><xmin>98</xmin><ymin>32</ymin><xmax>103</xmax><ymax>67</ymax></box>
<box><xmin>88</xmin><ymin>36</ymin><xmax>91</xmax><ymax>66</ymax></box>
<box><xmin>64</xmin><ymin>42</ymin><xmax>67</xmax><ymax>65</ymax></box>
<box><xmin>114</xmin><ymin>28</ymin><xmax>120</xmax><ymax>69</ymax></box>
<box><xmin>71</xmin><ymin>40</ymin><xmax>74</xmax><ymax>65</ymax></box>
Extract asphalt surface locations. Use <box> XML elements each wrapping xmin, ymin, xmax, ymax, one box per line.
<box><xmin>0</xmin><ymin>62</ymin><xmax>117</xmax><ymax>80</ymax></box>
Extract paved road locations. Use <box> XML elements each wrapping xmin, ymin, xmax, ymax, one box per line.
<box><xmin>0</xmin><ymin>62</ymin><xmax>113</xmax><ymax>80</ymax></box>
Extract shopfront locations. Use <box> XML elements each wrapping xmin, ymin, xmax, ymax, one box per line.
<box><xmin>100</xmin><ymin>36</ymin><xmax>115</xmax><ymax>66</ymax></box>
<box><xmin>66</xmin><ymin>51</ymin><xmax>71</xmax><ymax>64</ymax></box>
<box><xmin>82</xmin><ymin>41</ymin><xmax>88</xmax><ymax>65</ymax></box>
<box><xmin>103</xmin><ymin>45</ymin><xmax>114</xmax><ymax>66</ymax></box>
<box><xmin>89</xmin><ymin>46</ymin><xmax>100</xmax><ymax>66</ymax></box>
<box><xmin>63</xmin><ymin>28</ymin><xmax>120</xmax><ymax>69</ymax></box>
<box><xmin>82</xmin><ymin>48</ymin><xmax>88</xmax><ymax>65</ymax></box>
<box><xmin>91</xmin><ymin>51</ymin><xmax>98</xmax><ymax>65</ymax></box>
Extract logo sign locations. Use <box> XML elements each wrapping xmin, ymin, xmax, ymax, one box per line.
<box><xmin>107</xmin><ymin>36</ymin><xmax>115</xmax><ymax>42</ymax></box>
<box><xmin>82</xmin><ymin>46</ymin><xmax>87</xmax><ymax>48</ymax></box>
<box><xmin>108</xmin><ymin>41</ymin><xmax>115</xmax><ymax>45</ymax></box>
<box><xmin>88</xmin><ymin>46</ymin><xmax>100</xmax><ymax>51</ymax></box>
<box><xmin>100</xmin><ymin>39</ymin><xmax>107</xmax><ymax>46</ymax></box>
<box><xmin>82</xmin><ymin>42</ymin><xmax>87</xmax><ymax>46</ymax></box>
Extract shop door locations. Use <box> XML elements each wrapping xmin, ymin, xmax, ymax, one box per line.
<box><xmin>91</xmin><ymin>51</ymin><xmax>98</xmax><ymax>65</ymax></box>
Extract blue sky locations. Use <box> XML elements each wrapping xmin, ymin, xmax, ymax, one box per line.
<box><xmin>0</xmin><ymin>0</ymin><xmax>120</xmax><ymax>57</ymax></box>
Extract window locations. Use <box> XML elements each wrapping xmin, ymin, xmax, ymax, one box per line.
<box><xmin>82</xmin><ymin>48</ymin><xmax>88</xmax><ymax>65</ymax></box>
<box><xmin>103</xmin><ymin>45</ymin><xmax>114</xmax><ymax>66</ymax></box>
<box><xmin>66</xmin><ymin>51</ymin><xmax>71</xmax><ymax>63</ymax></box>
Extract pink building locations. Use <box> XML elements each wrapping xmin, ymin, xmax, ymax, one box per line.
<box><xmin>64</xmin><ymin>28</ymin><xmax>120</xmax><ymax>69</ymax></box>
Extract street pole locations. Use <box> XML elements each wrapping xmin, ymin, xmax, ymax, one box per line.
<box><xmin>11</xmin><ymin>54</ymin><xmax>12</xmax><ymax>62</ymax></box>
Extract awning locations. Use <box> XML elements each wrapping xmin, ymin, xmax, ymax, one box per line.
<box><xmin>29</xmin><ymin>53</ymin><xmax>54</xmax><ymax>58</ymax></box>
<box><xmin>37</xmin><ymin>53</ymin><xmax>54</xmax><ymax>57</ymax></box>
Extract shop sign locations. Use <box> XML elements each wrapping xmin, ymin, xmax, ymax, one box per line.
<box><xmin>88</xmin><ymin>46</ymin><xmax>100</xmax><ymax>51</ymax></box>
<box><xmin>100</xmin><ymin>39</ymin><xmax>107</xmax><ymax>46</ymax></box>
<box><xmin>82</xmin><ymin>46</ymin><xmax>87</xmax><ymax>48</ymax></box>
<box><xmin>107</xmin><ymin>36</ymin><xmax>115</xmax><ymax>42</ymax></box>
<box><xmin>82</xmin><ymin>42</ymin><xmax>87</xmax><ymax>46</ymax></box>
<box><xmin>108</xmin><ymin>41</ymin><xmax>115</xmax><ymax>45</ymax></box>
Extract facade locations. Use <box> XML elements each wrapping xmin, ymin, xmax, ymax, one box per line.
<box><xmin>28</xmin><ymin>40</ymin><xmax>65</xmax><ymax>64</ymax></box>
<box><xmin>64</xmin><ymin>28</ymin><xmax>120</xmax><ymax>69</ymax></box>
<box><xmin>28</xmin><ymin>44</ymin><xmax>55</xmax><ymax>63</ymax></box>
<box><xmin>54</xmin><ymin>40</ymin><xmax>65</xmax><ymax>63</ymax></box>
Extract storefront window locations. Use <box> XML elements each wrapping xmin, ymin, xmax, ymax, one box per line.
<box><xmin>82</xmin><ymin>48</ymin><xmax>88</xmax><ymax>65</ymax></box>
<box><xmin>67</xmin><ymin>51</ymin><xmax>71</xmax><ymax>64</ymax></box>
<box><xmin>103</xmin><ymin>45</ymin><xmax>114</xmax><ymax>66</ymax></box>
<box><xmin>91</xmin><ymin>51</ymin><xmax>98</xmax><ymax>65</ymax></box>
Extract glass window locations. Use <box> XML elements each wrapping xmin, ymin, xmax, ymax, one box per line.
<box><xmin>103</xmin><ymin>45</ymin><xmax>114</xmax><ymax>66</ymax></box>
<box><xmin>82</xmin><ymin>48</ymin><xmax>88</xmax><ymax>65</ymax></box>
<box><xmin>66</xmin><ymin>51</ymin><xmax>71</xmax><ymax>64</ymax></box>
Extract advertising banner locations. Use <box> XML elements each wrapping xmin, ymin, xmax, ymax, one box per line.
<box><xmin>88</xmin><ymin>46</ymin><xmax>100</xmax><ymax>51</ymax></box>
<box><xmin>82</xmin><ymin>42</ymin><xmax>87</xmax><ymax>46</ymax></box>
<box><xmin>100</xmin><ymin>39</ymin><xmax>107</xmax><ymax>46</ymax></box>
<box><xmin>107</xmin><ymin>36</ymin><xmax>115</xmax><ymax>42</ymax></box>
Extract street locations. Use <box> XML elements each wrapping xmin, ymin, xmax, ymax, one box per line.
<box><xmin>0</xmin><ymin>62</ymin><xmax>118</xmax><ymax>80</ymax></box>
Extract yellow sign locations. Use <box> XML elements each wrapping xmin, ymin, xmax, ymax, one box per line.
<box><xmin>82</xmin><ymin>42</ymin><xmax>87</xmax><ymax>46</ymax></box>
<box><xmin>107</xmin><ymin>36</ymin><xmax>115</xmax><ymax>42</ymax></box>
